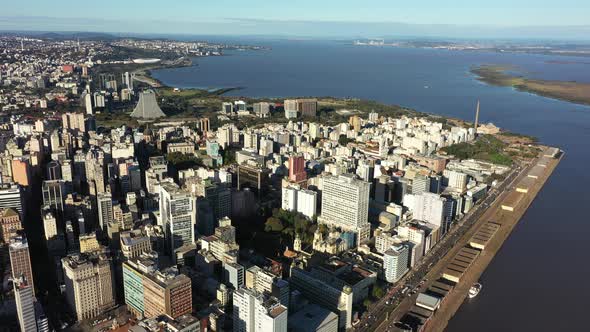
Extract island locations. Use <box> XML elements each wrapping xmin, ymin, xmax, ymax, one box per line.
<box><xmin>471</xmin><ymin>64</ymin><xmax>590</xmax><ymax>106</ymax></box>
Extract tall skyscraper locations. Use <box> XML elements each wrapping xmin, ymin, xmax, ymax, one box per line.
<box><xmin>159</xmin><ymin>182</ymin><xmax>196</xmax><ymax>257</ymax></box>
<box><xmin>9</xmin><ymin>236</ymin><xmax>34</xmax><ymax>295</ymax></box>
<box><xmin>84</xmin><ymin>93</ymin><xmax>93</xmax><ymax>115</ymax></box>
<box><xmin>97</xmin><ymin>192</ymin><xmax>114</xmax><ymax>234</ymax></box>
<box><xmin>62</xmin><ymin>252</ymin><xmax>115</xmax><ymax>320</ymax></box>
<box><xmin>233</xmin><ymin>288</ymin><xmax>288</xmax><ymax>332</ymax></box>
<box><xmin>319</xmin><ymin>174</ymin><xmax>371</xmax><ymax>242</ymax></box>
<box><xmin>13</xmin><ymin>277</ymin><xmax>37</xmax><ymax>332</ymax></box>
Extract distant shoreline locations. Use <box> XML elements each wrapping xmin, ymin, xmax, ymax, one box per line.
<box><xmin>471</xmin><ymin>64</ymin><xmax>590</xmax><ymax>106</ymax></box>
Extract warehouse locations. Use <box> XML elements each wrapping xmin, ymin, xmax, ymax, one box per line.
<box><xmin>501</xmin><ymin>191</ymin><xmax>524</xmax><ymax>212</ymax></box>
<box><xmin>469</xmin><ymin>222</ymin><xmax>501</xmax><ymax>250</ymax></box>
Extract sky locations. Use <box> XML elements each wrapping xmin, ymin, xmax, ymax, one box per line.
<box><xmin>1</xmin><ymin>0</ymin><xmax>590</xmax><ymax>39</ymax></box>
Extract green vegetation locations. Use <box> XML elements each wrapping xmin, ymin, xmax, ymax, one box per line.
<box><xmin>498</xmin><ymin>131</ymin><xmax>538</xmax><ymax>143</ymax></box>
<box><xmin>440</xmin><ymin>134</ymin><xmax>513</xmax><ymax>165</ymax></box>
<box><xmin>166</xmin><ymin>152</ymin><xmax>202</xmax><ymax>170</ymax></box>
<box><xmin>95</xmin><ymin>111</ymin><xmax>138</xmax><ymax>128</ymax></box>
<box><xmin>338</xmin><ymin>135</ymin><xmax>354</xmax><ymax>146</ymax></box>
<box><xmin>264</xmin><ymin>209</ymin><xmax>317</xmax><ymax>247</ymax></box>
<box><xmin>472</xmin><ymin>64</ymin><xmax>590</xmax><ymax>106</ymax></box>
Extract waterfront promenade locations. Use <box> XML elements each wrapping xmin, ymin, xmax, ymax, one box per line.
<box><xmin>358</xmin><ymin>147</ymin><xmax>562</xmax><ymax>332</ymax></box>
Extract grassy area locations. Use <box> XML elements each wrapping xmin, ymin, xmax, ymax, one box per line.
<box><xmin>472</xmin><ymin>64</ymin><xmax>590</xmax><ymax>106</ymax></box>
<box><xmin>440</xmin><ymin>134</ymin><xmax>513</xmax><ymax>165</ymax></box>
<box><xmin>95</xmin><ymin>111</ymin><xmax>138</xmax><ymax>128</ymax></box>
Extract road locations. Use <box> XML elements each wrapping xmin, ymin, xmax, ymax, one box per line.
<box><xmin>353</xmin><ymin>155</ymin><xmax>538</xmax><ymax>332</ymax></box>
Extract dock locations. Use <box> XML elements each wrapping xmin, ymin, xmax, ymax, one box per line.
<box><xmin>423</xmin><ymin>147</ymin><xmax>562</xmax><ymax>331</ymax></box>
<box><xmin>375</xmin><ymin>146</ymin><xmax>562</xmax><ymax>332</ymax></box>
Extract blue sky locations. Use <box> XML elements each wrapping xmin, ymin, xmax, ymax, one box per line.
<box><xmin>1</xmin><ymin>0</ymin><xmax>590</xmax><ymax>38</ymax></box>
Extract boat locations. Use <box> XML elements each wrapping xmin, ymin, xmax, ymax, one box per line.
<box><xmin>468</xmin><ymin>283</ymin><xmax>482</xmax><ymax>299</ymax></box>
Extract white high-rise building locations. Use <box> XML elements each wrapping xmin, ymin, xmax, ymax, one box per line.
<box><xmin>319</xmin><ymin>174</ymin><xmax>370</xmax><ymax>242</ymax></box>
<box><xmin>159</xmin><ymin>182</ymin><xmax>196</xmax><ymax>257</ymax></box>
<box><xmin>281</xmin><ymin>186</ymin><xmax>297</xmax><ymax>212</ymax></box>
<box><xmin>284</xmin><ymin>100</ymin><xmax>298</xmax><ymax>119</ymax></box>
<box><xmin>444</xmin><ymin>170</ymin><xmax>468</xmax><ymax>191</ymax></box>
<box><xmin>296</xmin><ymin>189</ymin><xmax>317</xmax><ymax>219</ymax></box>
<box><xmin>233</xmin><ymin>288</ymin><xmax>287</xmax><ymax>332</ymax></box>
<box><xmin>84</xmin><ymin>93</ymin><xmax>93</xmax><ymax>115</ymax></box>
<box><xmin>383</xmin><ymin>244</ymin><xmax>409</xmax><ymax>283</ymax></box>
<box><xmin>411</xmin><ymin>192</ymin><xmax>446</xmax><ymax>227</ymax></box>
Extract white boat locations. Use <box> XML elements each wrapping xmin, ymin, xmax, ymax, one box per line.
<box><xmin>468</xmin><ymin>283</ymin><xmax>482</xmax><ymax>299</ymax></box>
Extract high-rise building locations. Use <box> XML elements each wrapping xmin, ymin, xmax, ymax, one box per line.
<box><xmin>93</xmin><ymin>92</ymin><xmax>105</xmax><ymax>108</ymax></box>
<box><xmin>62</xmin><ymin>252</ymin><xmax>115</xmax><ymax>320</ymax></box>
<box><xmin>233</xmin><ymin>288</ymin><xmax>288</xmax><ymax>332</ymax></box>
<box><xmin>253</xmin><ymin>102</ymin><xmax>271</xmax><ymax>118</ymax></box>
<box><xmin>284</xmin><ymin>99</ymin><xmax>317</xmax><ymax>118</ymax></box>
<box><xmin>237</xmin><ymin>163</ymin><xmax>271</xmax><ymax>197</ymax></box>
<box><xmin>383</xmin><ymin>244</ymin><xmax>410</xmax><ymax>283</ymax></box>
<box><xmin>43</xmin><ymin>210</ymin><xmax>58</xmax><ymax>240</ymax></box>
<box><xmin>9</xmin><ymin>236</ymin><xmax>35</xmax><ymax>294</ymax></box>
<box><xmin>42</xmin><ymin>180</ymin><xmax>66</xmax><ymax>213</ymax></box>
<box><xmin>46</xmin><ymin>160</ymin><xmax>62</xmax><ymax>180</ymax></box>
<box><xmin>123</xmin><ymin>255</ymin><xmax>192</xmax><ymax>319</ymax></box>
<box><xmin>319</xmin><ymin>174</ymin><xmax>371</xmax><ymax>242</ymax></box>
<box><xmin>79</xmin><ymin>233</ymin><xmax>101</xmax><ymax>253</ymax></box>
<box><xmin>411</xmin><ymin>192</ymin><xmax>448</xmax><ymax>227</ymax></box>
<box><xmin>296</xmin><ymin>189</ymin><xmax>317</xmax><ymax>219</ymax></box>
<box><xmin>0</xmin><ymin>208</ymin><xmax>21</xmax><ymax>243</ymax></box>
<box><xmin>349</xmin><ymin>115</ymin><xmax>362</xmax><ymax>132</ymax></box>
<box><xmin>288</xmin><ymin>304</ymin><xmax>339</xmax><ymax>332</ymax></box>
<box><xmin>120</xmin><ymin>230</ymin><xmax>152</xmax><ymax>259</ymax></box>
<box><xmin>84</xmin><ymin>93</ymin><xmax>93</xmax><ymax>115</ymax></box>
<box><xmin>159</xmin><ymin>182</ymin><xmax>196</xmax><ymax>257</ymax></box>
<box><xmin>97</xmin><ymin>192</ymin><xmax>114</xmax><ymax>234</ymax></box>
<box><xmin>13</xmin><ymin>277</ymin><xmax>37</xmax><ymax>332</ymax></box>
<box><xmin>443</xmin><ymin>170</ymin><xmax>468</xmax><ymax>192</ymax></box>
<box><xmin>290</xmin><ymin>268</ymin><xmax>353</xmax><ymax>329</ymax></box>
<box><xmin>223</xmin><ymin>261</ymin><xmax>245</xmax><ymax>290</ymax></box>
<box><xmin>411</xmin><ymin>175</ymin><xmax>431</xmax><ymax>195</ymax></box>
<box><xmin>288</xmin><ymin>156</ymin><xmax>307</xmax><ymax>183</ymax></box>
<box><xmin>11</xmin><ymin>158</ymin><xmax>31</xmax><ymax>187</ymax></box>
<box><xmin>62</xmin><ymin>112</ymin><xmax>86</xmax><ymax>132</ymax></box>
<box><xmin>221</xmin><ymin>102</ymin><xmax>233</xmax><ymax>114</ymax></box>
<box><xmin>187</xmin><ymin>178</ymin><xmax>231</xmax><ymax>221</ymax></box>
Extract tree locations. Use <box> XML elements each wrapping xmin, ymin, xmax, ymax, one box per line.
<box><xmin>372</xmin><ymin>285</ymin><xmax>385</xmax><ymax>299</ymax></box>
<box><xmin>264</xmin><ymin>217</ymin><xmax>284</xmax><ymax>232</ymax></box>
<box><xmin>338</xmin><ymin>135</ymin><xmax>352</xmax><ymax>146</ymax></box>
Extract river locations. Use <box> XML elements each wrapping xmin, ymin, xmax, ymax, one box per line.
<box><xmin>152</xmin><ymin>39</ymin><xmax>590</xmax><ymax>331</ymax></box>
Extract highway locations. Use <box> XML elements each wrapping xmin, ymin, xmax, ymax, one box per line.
<box><xmin>353</xmin><ymin>156</ymin><xmax>536</xmax><ymax>332</ymax></box>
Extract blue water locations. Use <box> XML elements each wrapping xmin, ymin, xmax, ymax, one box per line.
<box><xmin>152</xmin><ymin>40</ymin><xmax>590</xmax><ymax>331</ymax></box>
